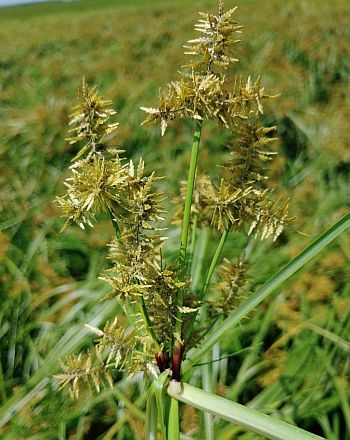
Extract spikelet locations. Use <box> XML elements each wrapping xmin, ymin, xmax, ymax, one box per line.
<box><xmin>68</xmin><ymin>79</ymin><xmax>119</xmax><ymax>161</ymax></box>
<box><xmin>248</xmin><ymin>195</ymin><xmax>290</xmax><ymax>241</ymax></box>
<box><xmin>57</xmin><ymin>81</ymin><xmax>127</xmax><ymax>230</ymax></box>
<box><xmin>55</xmin><ymin>350</ymin><xmax>113</xmax><ymax>399</ymax></box>
<box><xmin>57</xmin><ymin>154</ymin><xmax>126</xmax><ymax>229</ymax></box>
<box><xmin>141</xmin><ymin>2</ymin><xmax>276</xmax><ymax>136</ymax></box>
<box><xmin>209</xmin><ymin>256</ymin><xmax>248</xmax><ymax>317</ymax></box>
<box><xmin>183</xmin><ymin>1</ymin><xmax>242</xmax><ymax>70</ymax></box>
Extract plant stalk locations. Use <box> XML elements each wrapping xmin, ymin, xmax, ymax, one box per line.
<box><xmin>188</xmin><ymin>214</ymin><xmax>198</xmax><ymax>273</ymax></box>
<box><xmin>179</xmin><ymin>120</ymin><xmax>202</xmax><ymax>264</ymax></box>
<box><xmin>184</xmin><ymin>225</ymin><xmax>229</xmax><ymax>342</ymax></box>
<box><xmin>201</xmin><ymin>226</ymin><xmax>230</xmax><ymax>299</ymax></box>
<box><xmin>191</xmin><ymin>227</ymin><xmax>210</xmax><ymax>289</ymax></box>
<box><xmin>173</xmin><ymin>121</ymin><xmax>202</xmax><ymax>380</ymax></box>
<box><xmin>139</xmin><ymin>296</ymin><xmax>162</xmax><ymax>355</ymax></box>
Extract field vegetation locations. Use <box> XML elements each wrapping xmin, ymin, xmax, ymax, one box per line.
<box><xmin>0</xmin><ymin>0</ymin><xmax>349</xmax><ymax>439</ymax></box>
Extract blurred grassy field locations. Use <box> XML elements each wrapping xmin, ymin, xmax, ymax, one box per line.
<box><xmin>0</xmin><ymin>0</ymin><xmax>349</xmax><ymax>439</ymax></box>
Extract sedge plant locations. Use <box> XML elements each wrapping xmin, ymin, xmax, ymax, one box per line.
<box><xmin>55</xmin><ymin>2</ymin><xmax>350</xmax><ymax>439</ymax></box>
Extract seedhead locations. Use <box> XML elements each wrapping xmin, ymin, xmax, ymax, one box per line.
<box><xmin>56</xmin><ymin>1</ymin><xmax>291</xmax><ymax>400</ymax></box>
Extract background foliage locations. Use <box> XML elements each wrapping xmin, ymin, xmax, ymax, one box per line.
<box><xmin>0</xmin><ymin>0</ymin><xmax>349</xmax><ymax>438</ymax></box>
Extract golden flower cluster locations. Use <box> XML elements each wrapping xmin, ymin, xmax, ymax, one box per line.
<box><xmin>68</xmin><ymin>79</ymin><xmax>119</xmax><ymax>161</ymax></box>
<box><xmin>57</xmin><ymin>82</ymin><xmax>192</xmax><ymax>390</ymax></box>
<box><xmin>183</xmin><ymin>1</ymin><xmax>242</xmax><ymax>71</ymax></box>
<box><xmin>142</xmin><ymin>1</ymin><xmax>290</xmax><ymax>241</ymax></box>
<box><xmin>209</xmin><ymin>257</ymin><xmax>248</xmax><ymax>317</ymax></box>
<box><xmin>57</xmin><ymin>2</ymin><xmax>292</xmax><ymax>396</ymax></box>
<box><xmin>55</xmin><ymin>318</ymin><xmax>150</xmax><ymax>398</ymax></box>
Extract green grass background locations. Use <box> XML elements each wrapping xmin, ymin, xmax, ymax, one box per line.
<box><xmin>0</xmin><ymin>0</ymin><xmax>349</xmax><ymax>438</ymax></box>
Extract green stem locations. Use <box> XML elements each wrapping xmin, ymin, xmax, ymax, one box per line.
<box><xmin>184</xmin><ymin>226</ymin><xmax>229</xmax><ymax>342</ymax></box>
<box><xmin>188</xmin><ymin>214</ymin><xmax>198</xmax><ymax>273</ymax></box>
<box><xmin>174</xmin><ymin>121</ymin><xmax>202</xmax><ymax>351</ymax></box>
<box><xmin>179</xmin><ymin>120</ymin><xmax>202</xmax><ymax>264</ymax></box>
<box><xmin>201</xmin><ymin>309</ymin><xmax>214</xmax><ymax>440</ymax></box>
<box><xmin>201</xmin><ymin>226</ymin><xmax>230</xmax><ymax>299</ymax></box>
<box><xmin>191</xmin><ymin>227</ymin><xmax>210</xmax><ymax>290</ymax></box>
<box><xmin>168</xmin><ymin>382</ymin><xmax>325</xmax><ymax>440</ymax></box>
<box><xmin>139</xmin><ymin>296</ymin><xmax>162</xmax><ymax>354</ymax></box>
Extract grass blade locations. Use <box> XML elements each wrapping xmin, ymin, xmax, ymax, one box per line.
<box><xmin>0</xmin><ymin>297</ymin><xmax>113</xmax><ymax>428</ymax></box>
<box><xmin>303</xmin><ymin>322</ymin><xmax>350</xmax><ymax>353</ymax></box>
<box><xmin>334</xmin><ymin>378</ymin><xmax>350</xmax><ymax>436</ymax></box>
<box><xmin>168</xmin><ymin>382</ymin><xmax>325</xmax><ymax>440</ymax></box>
<box><xmin>168</xmin><ymin>396</ymin><xmax>180</xmax><ymax>440</ymax></box>
<box><xmin>154</xmin><ymin>371</ymin><xmax>171</xmax><ymax>440</ymax></box>
<box><xmin>146</xmin><ymin>389</ymin><xmax>158</xmax><ymax>440</ymax></box>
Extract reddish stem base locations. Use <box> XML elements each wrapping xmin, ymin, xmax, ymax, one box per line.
<box><xmin>171</xmin><ymin>343</ymin><xmax>185</xmax><ymax>382</ymax></box>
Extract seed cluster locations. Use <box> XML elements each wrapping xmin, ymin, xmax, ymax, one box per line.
<box><xmin>56</xmin><ymin>2</ymin><xmax>290</xmax><ymax>397</ymax></box>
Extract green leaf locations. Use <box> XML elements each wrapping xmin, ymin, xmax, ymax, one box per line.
<box><xmin>0</xmin><ymin>295</ymin><xmax>113</xmax><ymax>428</ymax></box>
<box><xmin>154</xmin><ymin>371</ymin><xmax>171</xmax><ymax>440</ymax></box>
<box><xmin>146</xmin><ymin>388</ymin><xmax>158</xmax><ymax>440</ymax></box>
<box><xmin>168</xmin><ymin>395</ymin><xmax>180</xmax><ymax>440</ymax></box>
<box><xmin>168</xmin><ymin>382</ymin><xmax>325</xmax><ymax>440</ymax></box>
